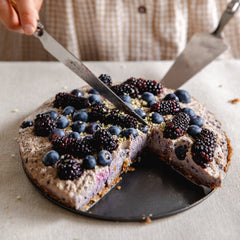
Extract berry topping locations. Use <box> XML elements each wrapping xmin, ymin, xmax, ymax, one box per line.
<box><xmin>89</xmin><ymin>103</ymin><xmax>109</xmax><ymax>123</ymax></box>
<box><xmin>70</xmin><ymin>89</ymin><xmax>83</xmax><ymax>97</ymax></box>
<box><xmin>49</xmin><ymin>128</ymin><xmax>65</xmax><ymax>141</ymax></box>
<box><xmin>83</xmin><ymin>155</ymin><xmax>97</xmax><ymax>169</ymax></box>
<box><xmin>163</xmin><ymin>112</ymin><xmax>190</xmax><ymax>139</ymax></box>
<box><xmin>134</xmin><ymin>109</ymin><xmax>147</xmax><ymax>119</ymax></box>
<box><xmin>187</xmin><ymin>125</ymin><xmax>202</xmax><ymax>137</ymax></box>
<box><xmin>150</xmin><ymin>100</ymin><xmax>181</xmax><ymax>115</ymax></box>
<box><xmin>73</xmin><ymin>109</ymin><xmax>89</xmax><ymax>122</ymax></box>
<box><xmin>138</xmin><ymin>124</ymin><xmax>148</xmax><ymax>133</ymax></box>
<box><xmin>62</xmin><ymin>106</ymin><xmax>75</xmax><ymax>116</ymax></box>
<box><xmin>190</xmin><ymin>115</ymin><xmax>204</xmax><ymax>127</ymax></box>
<box><xmin>43</xmin><ymin>150</ymin><xmax>60</xmax><ymax>166</ymax></box>
<box><xmin>108</xmin><ymin>126</ymin><xmax>121</xmax><ymax>136</ymax></box>
<box><xmin>151</xmin><ymin>112</ymin><xmax>164</xmax><ymax>124</ymax></box>
<box><xmin>86</xmin><ymin>122</ymin><xmax>101</xmax><ymax>134</ymax></box>
<box><xmin>120</xmin><ymin>95</ymin><xmax>131</xmax><ymax>103</ymax></box>
<box><xmin>163</xmin><ymin>93</ymin><xmax>179</xmax><ymax>102</ymax></box>
<box><xmin>71</xmin><ymin>121</ymin><xmax>86</xmax><ymax>133</ymax></box>
<box><xmin>182</xmin><ymin>108</ymin><xmax>195</xmax><ymax>117</ymax></box>
<box><xmin>57</xmin><ymin>155</ymin><xmax>83</xmax><ymax>180</ymax></box>
<box><xmin>93</xmin><ymin>129</ymin><xmax>118</xmax><ymax>153</ymax></box>
<box><xmin>56</xmin><ymin>116</ymin><xmax>69</xmax><ymax>129</ymax></box>
<box><xmin>191</xmin><ymin>129</ymin><xmax>217</xmax><ymax>168</ymax></box>
<box><xmin>97</xmin><ymin>150</ymin><xmax>113</xmax><ymax>166</ymax></box>
<box><xmin>175</xmin><ymin>145</ymin><xmax>188</xmax><ymax>160</ymax></box>
<box><xmin>44</xmin><ymin>110</ymin><xmax>58</xmax><ymax>120</ymax></box>
<box><xmin>99</xmin><ymin>74</ymin><xmax>112</xmax><ymax>86</ymax></box>
<box><xmin>111</xmin><ymin>83</ymin><xmax>139</xmax><ymax>98</ymax></box>
<box><xmin>34</xmin><ymin>114</ymin><xmax>56</xmax><ymax>137</ymax></box>
<box><xmin>54</xmin><ymin>92</ymin><xmax>89</xmax><ymax>109</ymax></box>
<box><xmin>88</xmin><ymin>88</ymin><xmax>99</xmax><ymax>95</ymax></box>
<box><xmin>121</xmin><ymin>128</ymin><xmax>138</xmax><ymax>139</ymax></box>
<box><xmin>21</xmin><ymin>120</ymin><xmax>33</xmax><ymax>128</ymax></box>
<box><xmin>88</xmin><ymin>94</ymin><xmax>102</xmax><ymax>105</ymax></box>
<box><xmin>67</xmin><ymin>132</ymin><xmax>81</xmax><ymax>140</ymax></box>
<box><xmin>174</xmin><ymin>89</ymin><xmax>191</xmax><ymax>103</ymax></box>
<box><xmin>142</xmin><ymin>92</ymin><xmax>155</xmax><ymax>102</ymax></box>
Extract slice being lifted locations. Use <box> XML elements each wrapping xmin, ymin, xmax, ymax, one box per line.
<box><xmin>18</xmin><ymin>75</ymin><xmax>231</xmax><ymax>211</ymax></box>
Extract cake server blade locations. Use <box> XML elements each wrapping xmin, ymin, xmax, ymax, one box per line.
<box><xmin>161</xmin><ymin>0</ymin><xmax>240</xmax><ymax>89</ymax></box>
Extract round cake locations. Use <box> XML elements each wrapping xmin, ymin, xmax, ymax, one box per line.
<box><xmin>18</xmin><ymin>75</ymin><xmax>232</xmax><ymax>211</ymax></box>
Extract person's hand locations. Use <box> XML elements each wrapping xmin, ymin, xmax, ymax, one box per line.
<box><xmin>0</xmin><ymin>0</ymin><xmax>43</xmax><ymax>35</ymax></box>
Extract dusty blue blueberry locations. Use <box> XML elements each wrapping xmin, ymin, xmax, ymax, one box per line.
<box><xmin>134</xmin><ymin>109</ymin><xmax>146</xmax><ymax>119</ymax></box>
<box><xmin>43</xmin><ymin>150</ymin><xmax>60</xmax><ymax>166</ymax></box>
<box><xmin>83</xmin><ymin>155</ymin><xmax>97</xmax><ymax>169</ymax></box>
<box><xmin>97</xmin><ymin>150</ymin><xmax>113</xmax><ymax>166</ymax></box>
<box><xmin>88</xmin><ymin>94</ymin><xmax>102</xmax><ymax>105</ymax></box>
<box><xmin>163</xmin><ymin>93</ymin><xmax>179</xmax><ymax>102</ymax></box>
<box><xmin>190</xmin><ymin>115</ymin><xmax>204</xmax><ymax>127</ymax></box>
<box><xmin>71</xmin><ymin>121</ymin><xmax>86</xmax><ymax>132</ymax></box>
<box><xmin>187</xmin><ymin>125</ymin><xmax>202</xmax><ymax>137</ymax></box>
<box><xmin>151</xmin><ymin>112</ymin><xmax>164</xmax><ymax>124</ymax></box>
<box><xmin>62</xmin><ymin>106</ymin><xmax>75</xmax><ymax>116</ymax></box>
<box><xmin>88</xmin><ymin>88</ymin><xmax>99</xmax><ymax>94</ymax></box>
<box><xmin>67</xmin><ymin>131</ymin><xmax>81</xmax><ymax>140</ymax></box>
<box><xmin>56</xmin><ymin>116</ymin><xmax>69</xmax><ymax>129</ymax></box>
<box><xmin>71</xmin><ymin>89</ymin><xmax>83</xmax><ymax>97</ymax></box>
<box><xmin>121</xmin><ymin>128</ymin><xmax>138</xmax><ymax>139</ymax></box>
<box><xmin>142</xmin><ymin>92</ymin><xmax>155</xmax><ymax>102</ymax></box>
<box><xmin>49</xmin><ymin>128</ymin><xmax>65</xmax><ymax>141</ymax></box>
<box><xmin>86</xmin><ymin>122</ymin><xmax>101</xmax><ymax>134</ymax></box>
<box><xmin>182</xmin><ymin>108</ymin><xmax>195</xmax><ymax>117</ymax></box>
<box><xmin>108</xmin><ymin>126</ymin><xmax>121</xmax><ymax>136</ymax></box>
<box><xmin>174</xmin><ymin>89</ymin><xmax>191</xmax><ymax>103</ymax></box>
<box><xmin>21</xmin><ymin>120</ymin><xmax>33</xmax><ymax>128</ymax></box>
<box><xmin>120</xmin><ymin>95</ymin><xmax>131</xmax><ymax>103</ymax></box>
<box><xmin>138</xmin><ymin>124</ymin><xmax>148</xmax><ymax>133</ymax></box>
<box><xmin>44</xmin><ymin>110</ymin><xmax>58</xmax><ymax>120</ymax></box>
<box><xmin>73</xmin><ymin>109</ymin><xmax>89</xmax><ymax>122</ymax></box>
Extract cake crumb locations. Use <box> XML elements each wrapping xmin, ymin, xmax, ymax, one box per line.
<box><xmin>63</xmin><ymin>85</ymin><xmax>68</xmax><ymax>90</ymax></box>
<box><xmin>228</xmin><ymin>98</ymin><xmax>239</xmax><ymax>104</ymax></box>
<box><xmin>218</xmin><ymin>84</ymin><xmax>223</xmax><ymax>88</ymax></box>
<box><xmin>117</xmin><ymin>186</ymin><xmax>121</xmax><ymax>190</ymax></box>
<box><xmin>12</xmin><ymin>108</ymin><xmax>19</xmax><ymax>113</ymax></box>
<box><xmin>120</xmin><ymin>64</ymin><xmax>127</xmax><ymax>69</ymax></box>
<box><xmin>145</xmin><ymin>217</ymin><xmax>151</xmax><ymax>223</ymax></box>
<box><xmin>11</xmin><ymin>154</ymin><xmax>15</xmax><ymax>158</ymax></box>
<box><xmin>142</xmin><ymin>214</ymin><xmax>146</xmax><ymax>220</ymax></box>
<box><xmin>5</xmin><ymin>206</ymin><xmax>9</xmax><ymax>211</ymax></box>
<box><xmin>16</xmin><ymin>195</ymin><xmax>21</xmax><ymax>200</ymax></box>
<box><xmin>128</xmin><ymin>167</ymin><xmax>135</xmax><ymax>172</ymax></box>
<box><xmin>149</xmin><ymin>213</ymin><xmax>152</xmax><ymax>217</ymax></box>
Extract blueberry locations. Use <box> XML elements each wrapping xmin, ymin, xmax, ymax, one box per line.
<box><xmin>71</xmin><ymin>89</ymin><xmax>83</xmax><ymax>97</ymax></box>
<box><xmin>83</xmin><ymin>155</ymin><xmax>97</xmax><ymax>169</ymax></box>
<box><xmin>21</xmin><ymin>120</ymin><xmax>33</xmax><ymax>128</ymax></box>
<box><xmin>86</xmin><ymin>122</ymin><xmax>101</xmax><ymax>134</ymax></box>
<box><xmin>175</xmin><ymin>145</ymin><xmax>188</xmax><ymax>160</ymax></box>
<box><xmin>43</xmin><ymin>150</ymin><xmax>60</xmax><ymax>166</ymax></box>
<box><xmin>97</xmin><ymin>150</ymin><xmax>113</xmax><ymax>166</ymax></box>
<box><xmin>73</xmin><ymin>109</ymin><xmax>89</xmax><ymax>122</ymax></box>
<box><xmin>56</xmin><ymin>116</ymin><xmax>69</xmax><ymax>129</ymax></box>
<box><xmin>138</xmin><ymin>124</ymin><xmax>148</xmax><ymax>133</ymax></box>
<box><xmin>88</xmin><ymin>88</ymin><xmax>99</xmax><ymax>95</ymax></box>
<box><xmin>44</xmin><ymin>110</ymin><xmax>58</xmax><ymax>120</ymax></box>
<box><xmin>67</xmin><ymin>131</ymin><xmax>81</xmax><ymax>140</ymax></box>
<box><xmin>108</xmin><ymin>126</ymin><xmax>121</xmax><ymax>136</ymax></box>
<box><xmin>190</xmin><ymin>115</ymin><xmax>204</xmax><ymax>127</ymax></box>
<box><xmin>62</xmin><ymin>106</ymin><xmax>75</xmax><ymax>116</ymax></box>
<box><xmin>163</xmin><ymin>93</ymin><xmax>179</xmax><ymax>102</ymax></box>
<box><xmin>134</xmin><ymin>109</ymin><xmax>147</xmax><ymax>119</ymax></box>
<box><xmin>71</xmin><ymin>121</ymin><xmax>86</xmax><ymax>132</ymax></box>
<box><xmin>126</xmin><ymin>103</ymin><xmax>133</xmax><ymax>109</ymax></box>
<box><xmin>148</xmin><ymin>100</ymin><xmax>157</xmax><ymax>107</ymax></box>
<box><xmin>142</xmin><ymin>92</ymin><xmax>155</xmax><ymax>102</ymax></box>
<box><xmin>182</xmin><ymin>108</ymin><xmax>195</xmax><ymax>117</ymax></box>
<box><xmin>174</xmin><ymin>89</ymin><xmax>191</xmax><ymax>103</ymax></box>
<box><xmin>121</xmin><ymin>128</ymin><xmax>138</xmax><ymax>139</ymax></box>
<box><xmin>187</xmin><ymin>125</ymin><xmax>202</xmax><ymax>137</ymax></box>
<box><xmin>49</xmin><ymin>128</ymin><xmax>65</xmax><ymax>141</ymax></box>
<box><xmin>151</xmin><ymin>112</ymin><xmax>164</xmax><ymax>124</ymax></box>
<box><xmin>88</xmin><ymin>94</ymin><xmax>102</xmax><ymax>105</ymax></box>
<box><xmin>120</xmin><ymin>95</ymin><xmax>131</xmax><ymax>103</ymax></box>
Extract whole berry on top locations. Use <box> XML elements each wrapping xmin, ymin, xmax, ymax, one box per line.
<box><xmin>34</xmin><ymin>114</ymin><xmax>56</xmax><ymax>137</ymax></box>
<box><xmin>99</xmin><ymin>74</ymin><xmax>113</xmax><ymax>86</ymax></box>
<box><xmin>150</xmin><ymin>100</ymin><xmax>181</xmax><ymax>115</ymax></box>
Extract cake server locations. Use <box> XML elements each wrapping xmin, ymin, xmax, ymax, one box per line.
<box><xmin>161</xmin><ymin>0</ymin><xmax>240</xmax><ymax>89</ymax></box>
<box><xmin>10</xmin><ymin>1</ymin><xmax>147</xmax><ymax>126</ymax></box>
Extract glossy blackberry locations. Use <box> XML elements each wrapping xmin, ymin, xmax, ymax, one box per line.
<box><xmin>89</xmin><ymin>104</ymin><xmax>109</xmax><ymax>123</ymax></box>
<box><xmin>163</xmin><ymin>112</ymin><xmax>190</xmax><ymax>139</ymax></box>
<box><xmin>54</xmin><ymin>92</ymin><xmax>89</xmax><ymax>110</ymax></box>
<box><xmin>52</xmin><ymin>136</ymin><xmax>94</xmax><ymax>158</ymax></box>
<box><xmin>93</xmin><ymin>129</ymin><xmax>118</xmax><ymax>153</ymax></box>
<box><xmin>99</xmin><ymin>74</ymin><xmax>112</xmax><ymax>86</ymax></box>
<box><xmin>111</xmin><ymin>84</ymin><xmax>139</xmax><ymax>98</ymax></box>
<box><xmin>34</xmin><ymin>114</ymin><xmax>56</xmax><ymax>137</ymax></box>
<box><xmin>123</xmin><ymin>115</ymin><xmax>138</xmax><ymax>128</ymax></box>
<box><xmin>124</xmin><ymin>77</ymin><xmax>147</xmax><ymax>94</ymax></box>
<box><xmin>150</xmin><ymin>100</ymin><xmax>181</xmax><ymax>115</ymax></box>
<box><xmin>57</xmin><ymin>155</ymin><xmax>83</xmax><ymax>180</ymax></box>
<box><xmin>144</xmin><ymin>80</ymin><xmax>163</xmax><ymax>95</ymax></box>
<box><xmin>191</xmin><ymin>129</ymin><xmax>217</xmax><ymax>168</ymax></box>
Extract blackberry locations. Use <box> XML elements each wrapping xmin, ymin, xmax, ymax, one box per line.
<box><xmin>93</xmin><ymin>129</ymin><xmax>118</xmax><ymax>152</ymax></box>
<box><xmin>163</xmin><ymin>112</ymin><xmax>190</xmax><ymax>139</ymax></box>
<box><xmin>123</xmin><ymin>115</ymin><xmax>138</xmax><ymax>128</ymax></box>
<box><xmin>145</xmin><ymin>80</ymin><xmax>163</xmax><ymax>95</ymax></box>
<box><xmin>89</xmin><ymin>103</ymin><xmax>109</xmax><ymax>123</ymax></box>
<box><xmin>191</xmin><ymin>129</ymin><xmax>217</xmax><ymax>168</ymax></box>
<box><xmin>52</xmin><ymin>136</ymin><xmax>94</xmax><ymax>158</ymax></box>
<box><xmin>57</xmin><ymin>154</ymin><xmax>83</xmax><ymax>180</ymax></box>
<box><xmin>34</xmin><ymin>114</ymin><xmax>56</xmax><ymax>137</ymax></box>
<box><xmin>150</xmin><ymin>100</ymin><xmax>181</xmax><ymax>115</ymax></box>
<box><xmin>111</xmin><ymin>84</ymin><xmax>139</xmax><ymax>98</ymax></box>
<box><xmin>54</xmin><ymin>92</ymin><xmax>89</xmax><ymax>109</ymax></box>
<box><xmin>99</xmin><ymin>74</ymin><xmax>112</xmax><ymax>86</ymax></box>
<box><xmin>124</xmin><ymin>77</ymin><xmax>147</xmax><ymax>94</ymax></box>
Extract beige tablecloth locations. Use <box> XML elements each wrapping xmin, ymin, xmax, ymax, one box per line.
<box><xmin>0</xmin><ymin>61</ymin><xmax>239</xmax><ymax>240</ymax></box>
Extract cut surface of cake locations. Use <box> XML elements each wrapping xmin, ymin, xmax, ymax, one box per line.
<box><xmin>18</xmin><ymin>76</ymin><xmax>231</xmax><ymax>211</ymax></box>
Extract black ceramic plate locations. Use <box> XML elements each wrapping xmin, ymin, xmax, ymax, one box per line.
<box><xmin>25</xmin><ymin>152</ymin><xmax>214</xmax><ymax>222</ymax></box>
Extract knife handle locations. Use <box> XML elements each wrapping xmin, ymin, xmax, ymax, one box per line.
<box><xmin>10</xmin><ymin>0</ymin><xmax>44</xmax><ymax>36</ymax></box>
<box><xmin>212</xmin><ymin>0</ymin><xmax>240</xmax><ymax>37</ymax></box>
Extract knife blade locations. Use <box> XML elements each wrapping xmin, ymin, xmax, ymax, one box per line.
<box><xmin>161</xmin><ymin>0</ymin><xmax>240</xmax><ymax>89</ymax></box>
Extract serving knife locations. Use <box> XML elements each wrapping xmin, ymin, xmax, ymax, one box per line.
<box><xmin>10</xmin><ymin>1</ymin><xmax>147</xmax><ymax>125</ymax></box>
<box><xmin>161</xmin><ymin>0</ymin><xmax>240</xmax><ymax>89</ymax></box>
